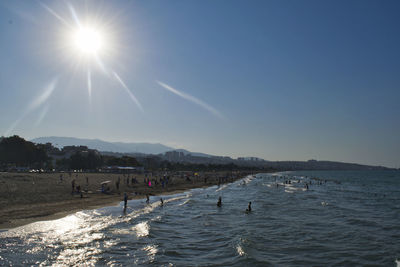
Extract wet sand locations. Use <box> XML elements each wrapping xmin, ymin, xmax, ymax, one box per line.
<box><xmin>0</xmin><ymin>171</ymin><xmax>251</xmax><ymax>229</ymax></box>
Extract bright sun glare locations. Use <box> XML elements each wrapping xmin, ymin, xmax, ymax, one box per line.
<box><xmin>72</xmin><ymin>26</ymin><xmax>104</xmax><ymax>55</ymax></box>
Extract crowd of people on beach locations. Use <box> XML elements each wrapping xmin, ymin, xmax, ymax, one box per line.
<box><xmin>59</xmin><ymin>171</ymin><xmax>337</xmax><ymax>214</ymax></box>
<box><xmin>120</xmin><ymin>173</ymin><xmax>255</xmax><ymax>213</ymax></box>
<box><xmin>54</xmin><ymin>170</ymin><xmax>253</xmax><ymax>213</ymax></box>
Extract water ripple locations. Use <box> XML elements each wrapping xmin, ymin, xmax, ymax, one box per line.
<box><xmin>1</xmin><ymin>171</ymin><xmax>399</xmax><ymax>266</ymax></box>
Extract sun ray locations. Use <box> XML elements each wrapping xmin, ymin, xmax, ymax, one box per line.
<box><xmin>5</xmin><ymin>78</ymin><xmax>58</xmax><ymax>136</ymax></box>
<box><xmin>113</xmin><ymin>71</ymin><xmax>144</xmax><ymax>112</ymax></box>
<box><xmin>94</xmin><ymin>54</ymin><xmax>108</xmax><ymax>74</ymax></box>
<box><xmin>34</xmin><ymin>104</ymin><xmax>50</xmax><ymax>127</ymax></box>
<box><xmin>68</xmin><ymin>4</ymin><xmax>82</xmax><ymax>28</ymax></box>
<box><xmin>4</xmin><ymin>116</ymin><xmax>25</xmax><ymax>137</ymax></box>
<box><xmin>29</xmin><ymin>78</ymin><xmax>58</xmax><ymax>110</ymax></box>
<box><xmin>157</xmin><ymin>81</ymin><xmax>224</xmax><ymax>119</ymax></box>
<box><xmin>39</xmin><ymin>1</ymin><xmax>72</xmax><ymax>28</ymax></box>
<box><xmin>87</xmin><ymin>69</ymin><xmax>92</xmax><ymax>104</ymax></box>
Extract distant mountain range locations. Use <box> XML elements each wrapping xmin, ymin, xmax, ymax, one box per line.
<box><xmin>30</xmin><ymin>136</ymin><xmax>394</xmax><ymax>170</ymax></box>
<box><xmin>31</xmin><ymin>136</ymin><xmax>174</xmax><ymax>155</ymax></box>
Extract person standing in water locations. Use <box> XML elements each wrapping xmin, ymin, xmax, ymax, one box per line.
<box><xmin>71</xmin><ymin>179</ymin><xmax>75</xmax><ymax>194</ymax></box>
<box><xmin>246</xmin><ymin>202</ymin><xmax>252</xmax><ymax>212</ymax></box>
<box><xmin>217</xmin><ymin>196</ymin><xmax>222</xmax><ymax>207</ymax></box>
<box><xmin>160</xmin><ymin>198</ymin><xmax>164</xmax><ymax>206</ymax></box>
<box><xmin>146</xmin><ymin>194</ymin><xmax>150</xmax><ymax>204</ymax></box>
<box><xmin>124</xmin><ymin>193</ymin><xmax>128</xmax><ymax>209</ymax></box>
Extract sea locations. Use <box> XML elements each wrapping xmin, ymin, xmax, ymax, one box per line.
<box><xmin>0</xmin><ymin>170</ymin><xmax>399</xmax><ymax>266</ymax></box>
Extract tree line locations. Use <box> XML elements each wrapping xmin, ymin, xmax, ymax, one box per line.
<box><xmin>0</xmin><ymin>136</ymin><xmax>270</xmax><ymax>172</ymax></box>
<box><xmin>0</xmin><ymin>136</ymin><xmax>48</xmax><ymax>169</ymax></box>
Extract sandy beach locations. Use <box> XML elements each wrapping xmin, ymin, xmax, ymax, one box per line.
<box><xmin>0</xmin><ymin>171</ymin><xmax>251</xmax><ymax>229</ymax></box>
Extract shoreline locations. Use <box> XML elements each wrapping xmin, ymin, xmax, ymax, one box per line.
<box><xmin>0</xmin><ymin>171</ymin><xmax>256</xmax><ymax>230</ymax></box>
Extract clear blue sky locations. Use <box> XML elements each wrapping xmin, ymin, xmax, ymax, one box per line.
<box><xmin>1</xmin><ymin>0</ymin><xmax>399</xmax><ymax>167</ymax></box>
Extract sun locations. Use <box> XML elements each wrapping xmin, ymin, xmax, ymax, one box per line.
<box><xmin>72</xmin><ymin>25</ymin><xmax>104</xmax><ymax>56</ymax></box>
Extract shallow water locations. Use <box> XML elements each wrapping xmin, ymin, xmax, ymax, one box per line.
<box><xmin>1</xmin><ymin>170</ymin><xmax>399</xmax><ymax>266</ymax></box>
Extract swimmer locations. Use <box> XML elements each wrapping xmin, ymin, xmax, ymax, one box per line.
<box><xmin>246</xmin><ymin>202</ymin><xmax>252</xmax><ymax>212</ymax></box>
<box><xmin>217</xmin><ymin>196</ymin><xmax>222</xmax><ymax>207</ymax></box>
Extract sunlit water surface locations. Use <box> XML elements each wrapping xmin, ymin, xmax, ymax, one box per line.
<box><xmin>1</xmin><ymin>170</ymin><xmax>399</xmax><ymax>266</ymax></box>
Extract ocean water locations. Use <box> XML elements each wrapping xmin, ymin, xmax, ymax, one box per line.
<box><xmin>1</xmin><ymin>170</ymin><xmax>399</xmax><ymax>266</ymax></box>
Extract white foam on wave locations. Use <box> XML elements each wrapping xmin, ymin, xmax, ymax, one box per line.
<box><xmin>263</xmin><ymin>183</ymin><xmax>273</xmax><ymax>187</ymax></box>
<box><xmin>216</xmin><ymin>183</ymin><xmax>229</xmax><ymax>192</ymax></box>
<box><xmin>129</xmin><ymin>193</ymin><xmax>189</xmax><ymax>218</ymax></box>
<box><xmin>178</xmin><ymin>199</ymin><xmax>190</xmax><ymax>206</ymax></box>
<box><xmin>284</xmin><ymin>189</ymin><xmax>294</xmax><ymax>194</ymax></box>
<box><xmin>283</xmin><ymin>184</ymin><xmax>307</xmax><ymax>194</ymax></box>
<box><xmin>243</xmin><ymin>175</ymin><xmax>254</xmax><ymax>183</ymax></box>
<box><xmin>236</xmin><ymin>244</ymin><xmax>246</xmax><ymax>257</ymax></box>
<box><xmin>133</xmin><ymin>221</ymin><xmax>149</xmax><ymax>238</ymax></box>
<box><xmin>166</xmin><ymin>193</ymin><xmax>191</xmax><ymax>205</ymax></box>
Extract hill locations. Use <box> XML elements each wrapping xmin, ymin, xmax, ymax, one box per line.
<box><xmin>30</xmin><ymin>136</ymin><xmax>393</xmax><ymax>171</ymax></box>
<box><xmin>31</xmin><ymin>136</ymin><xmax>173</xmax><ymax>155</ymax></box>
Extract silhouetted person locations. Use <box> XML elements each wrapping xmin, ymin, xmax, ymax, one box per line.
<box><xmin>246</xmin><ymin>202</ymin><xmax>252</xmax><ymax>212</ymax></box>
<box><xmin>116</xmin><ymin>179</ymin><xmax>120</xmax><ymax>190</ymax></box>
<box><xmin>124</xmin><ymin>192</ymin><xmax>128</xmax><ymax>209</ymax></box>
<box><xmin>217</xmin><ymin>196</ymin><xmax>222</xmax><ymax>207</ymax></box>
<box><xmin>77</xmin><ymin>185</ymin><xmax>83</xmax><ymax>198</ymax></box>
<box><xmin>160</xmin><ymin>198</ymin><xmax>164</xmax><ymax>206</ymax></box>
<box><xmin>146</xmin><ymin>194</ymin><xmax>150</xmax><ymax>204</ymax></box>
<box><xmin>71</xmin><ymin>179</ymin><xmax>75</xmax><ymax>194</ymax></box>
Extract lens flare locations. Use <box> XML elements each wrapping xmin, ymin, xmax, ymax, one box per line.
<box><xmin>4</xmin><ymin>78</ymin><xmax>58</xmax><ymax>136</ymax></box>
<box><xmin>157</xmin><ymin>81</ymin><xmax>224</xmax><ymax>119</ymax></box>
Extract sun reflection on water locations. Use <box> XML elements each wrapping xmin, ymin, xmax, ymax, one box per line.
<box><xmin>133</xmin><ymin>221</ymin><xmax>149</xmax><ymax>238</ymax></box>
<box><xmin>0</xmin><ymin>192</ymin><xmax>194</xmax><ymax>266</ymax></box>
<box><xmin>142</xmin><ymin>244</ymin><xmax>158</xmax><ymax>263</ymax></box>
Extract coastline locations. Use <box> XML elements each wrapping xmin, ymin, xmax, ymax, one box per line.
<box><xmin>0</xmin><ymin>171</ymin><xmax>254</xmax><ymax>230</ymax></box>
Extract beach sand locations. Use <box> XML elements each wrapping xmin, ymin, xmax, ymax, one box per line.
<box><xmin>0</xmin><ymin>171</ymin><xmax>250</xmax><ymax>229</ymax></box>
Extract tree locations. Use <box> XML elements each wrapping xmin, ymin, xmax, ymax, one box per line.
<box><xmin>69</xmin><ymin>151</ymin><xmax>103</xmax><ymax>170</ymax></box>
<box><xmin>0</xmin><ymin>135</ymin><xmax>47</xmax><ymax>167</ymax></box>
